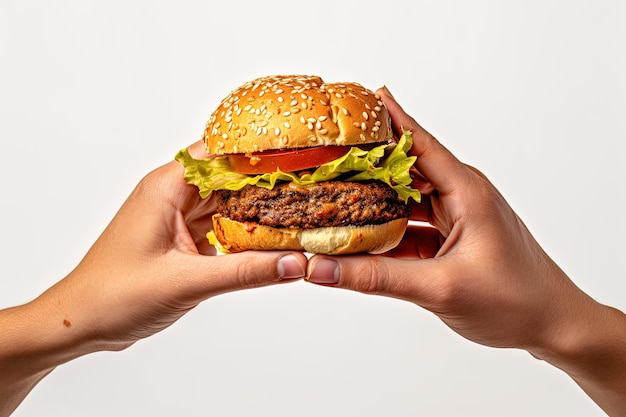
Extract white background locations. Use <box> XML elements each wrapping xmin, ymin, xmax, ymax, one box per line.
<box><xmin>1</xmin><ymin>1</ymin><xmax>624</xmax><ymax>416</ymax></box>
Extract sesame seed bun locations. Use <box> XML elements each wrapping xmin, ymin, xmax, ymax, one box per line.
<box><xmin>196</xmin><ymin>74</ymin><xmax>412</xmax><ymax>255</ymax></box>
<box><xmin>203</xmin><ymin>75</ymin><xmax>393</xmax><ymax>155</ymax></box>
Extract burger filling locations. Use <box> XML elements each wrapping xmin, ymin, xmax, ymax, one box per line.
<box><xmin>176</xmin><ymin>131</ymin><xmax>421</xmax><ymax>204</ymax></box>
<box><xmin>216</xmin><ymin>180</ymin><xmax>411</xmax><ymax>229</ymax></box>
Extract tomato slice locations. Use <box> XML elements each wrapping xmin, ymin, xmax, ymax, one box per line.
<box><xmin>228</xmin><ymin>146</ymin><xmax>353</xmax><ymax>174</ymax></box>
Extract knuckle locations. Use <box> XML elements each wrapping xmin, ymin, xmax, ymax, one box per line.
<box><xmin>234</xmin><ymin>254</ymin><xmax>277</xmax><ymax>289</ymax></box>
<box><xmin>352</xmin><ymin>257</ymin><xmax>392</xmax><ymax>295</ymax></box>
<box><xmin>423</xmin><ymin>268</ymin><xmax>465</xmax><ymax>313</ymax></box>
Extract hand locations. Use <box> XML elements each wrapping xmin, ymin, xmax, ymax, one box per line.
<box><xmin>307</xmin><ymin>87</ymin><xmax>626</xmax><ymax>415</ymax></box>
<box><xmin>0</xmin><ymin>140</ymin><xmax>307</xmax><ymax>416</ymax></box>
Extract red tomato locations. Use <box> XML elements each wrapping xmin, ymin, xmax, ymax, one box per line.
<box><xmin>228</xmin><ymin>146</ymin><xmax>352</xmax><ymax>174</ymax></box>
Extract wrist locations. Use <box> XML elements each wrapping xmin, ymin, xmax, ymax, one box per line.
<box><xmin>0</xmin><ymin>297</ymin><xmax>91</xmax><ymax>416</ymax></box>
<box><xmin>529</xmin><ymin>294</ymin><xmax>626</xmax><ymax>414</ymax></box>
<box><xmin>0</xmin><ymin>286</ymin><xmax>108</xmax><ymax>384</ymax></box>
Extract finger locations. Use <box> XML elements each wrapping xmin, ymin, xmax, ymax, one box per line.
<box><xmin>187</xmin><ymin>139</ymin><xmax>210</xmax><ymax>159</ymax></box>
<box><xmin>410</xmin><ymin>166</ymin><xmax>436</xmax><ymax>195</ymax></box>
<box><xmin>306</xmin><ymin>254</ymin><xmax>446</xmax><ymax>306</ymax></box>
<box><xmin>377</xmin><ymin>87</ymin><xmax>466</xmax><ymax>195</ymax></box>
<box><xmin>384</xmin><ymin>225</ymin><xmax>443</xmax><ymax>259</ymax></box>
<box><xmin>181</xmin><ymin>251</ymin><xmax>308</xmax><ymax>300</ymax></box>
<box><xmin>409</xmin><ymin>194</ymin><xmax>433</xmax><ymax>223</ymax></box>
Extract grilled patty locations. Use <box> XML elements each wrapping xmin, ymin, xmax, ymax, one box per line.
<box><xmin>215</xmin><ymin>181</ymin><xmax>411</xmax><ymax>229</ymax></box>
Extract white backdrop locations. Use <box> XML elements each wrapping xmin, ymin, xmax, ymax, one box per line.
<box><xmin>1</xmin><ymin>1</ymin><xmax>624</xmax><ymax>416</ymax></box>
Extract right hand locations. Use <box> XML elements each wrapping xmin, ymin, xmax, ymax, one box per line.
<box><xmin>307</xmin><ymin>87</ymin><xmax>626</xmax><ymax>415</ymax></box>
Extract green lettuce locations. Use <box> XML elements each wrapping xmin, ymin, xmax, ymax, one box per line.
<box><xmin>175</xmin><ymin>131</ymin><xmax>420</xmax><ymax>203</ymax></box>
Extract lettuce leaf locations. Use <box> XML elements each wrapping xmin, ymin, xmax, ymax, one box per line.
<box><xmin>175</xmin><ymin>131</ymin><xmax>420</xmax><ymax>203</ymax></box>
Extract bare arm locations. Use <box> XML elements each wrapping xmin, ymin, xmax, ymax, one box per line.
<box><xmin>307</xmin><ymin>87</ymin><xmax>626</xmax><ymax>416</ymax></box>
<box><xmin>0</xmin><ymin>143</ymin><xmax>306</xmax><ymax>416</ymax></box>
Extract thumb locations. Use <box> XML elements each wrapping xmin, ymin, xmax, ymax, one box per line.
<box><xmin>178</xmin><ymin>251</ymin><xmax>307</xmax><ymax>301</ymax></box>
<box><xmin>306</xmin><ymin>254</ymin><xmax>446</xmax><ymax>306</ymax></box>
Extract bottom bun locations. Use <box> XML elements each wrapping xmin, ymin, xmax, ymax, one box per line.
<box><xmin>211</xmin><ymin>214</ymin><xmax>408</xmax><ymax>255</ymax></box>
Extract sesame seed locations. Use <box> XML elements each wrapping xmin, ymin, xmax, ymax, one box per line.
<box><xmin>222</xmin><ymin>133</ymin><xmax>228</xmax><ymax>140</ymax></box>
<box><xmin>318</xmin><ymin>116</ymin><xmax>327</xmax><ymax>122</ymax></box>
<box><xmin>301</xmin><ymin>102</ymin><xmax>308</xmax><ymax>109</ymax></box>
<box><xmin>300</xmin><ymin>116</ymin><xmax>306</xmax><ymax>124</ymax></box>
<box><xmin>291</xmin><ymin>99</ymin><xmax>298</xmax><ymax>106</ymax></box>
<box><xmin>283</xmin><ymin>111</ymin><xmax>291</xmax><ymax>116</ymax></box>
<box><xmin>275</xmin><ymin>127</ymin><xmax>281</xmax><ymax>136</ymax></box>
<box><xmin>256</xmin><ymin>127</ymin><xmax>262</xmax><ymax>135</ymax></box>
<box><xmin>278</xmin><ymin>97</ymin><xmax>284</xmax><ymax>102</ymax></box>
<box><xmin>307</xmin><ymin>122</ymin><xmax>313</xmax><ymax>130</ymax></box>
<box><xmin>316</xmin><ymin>121</ymin><xmax>322</xmax><ymax>129</ymax></box>
<box><xmin>284</xmin><ymin>122</ymin><xmax>291</xmax><ymax>128</ymax></box>
<box><xmin>360</xmin><ymin>133</ymin><xmax>366</xmax><ymax>141</ymax></box>
<box><xmin>319</xmin><ymin>128</ymin><xmax>328</xmax><ymax>135</ymax></box>
<box><xmin>361</xmin><ymin>122</ymin><xmax>367</xmax><ymax>131</ymax></box>
<box><xmin>371</xmin><ymin>111</ymin><xmax>378</xmax><ymax>118</ymax></box>
<box><xmin>362</xmin><ymin>112</ymin><xmax>369</xmax><ymax>120</ymax></box>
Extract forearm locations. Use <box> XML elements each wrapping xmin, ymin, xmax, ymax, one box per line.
<box><xmin>0</xmin><ymin>288</ymin><xmax>100</xmax><ymax>417</ymax></box>
<box><xmin>531</xmin><ymin>297</ymin><xmax>626</xmax><ymax>416</ymax></box>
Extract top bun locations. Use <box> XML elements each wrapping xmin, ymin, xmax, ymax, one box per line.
<box><xmin>203</xmin><ymin>75</ymin><xmax>393</xmax><ymax>155</ymax></box>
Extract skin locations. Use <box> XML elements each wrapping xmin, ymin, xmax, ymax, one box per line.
<box><xmin>307</xmin><ymin>87</ymin><xmax>626</xmax><ymax>416</ymax></box>
<box><xmin>0</xmin><ymin>141</ymin><xmax>308</xmax><ymax>417</ymax></box>
<box><xmin>1</xmin><ymin>87</ymin><xmax>624</xmax><ymax>416</ymax></box>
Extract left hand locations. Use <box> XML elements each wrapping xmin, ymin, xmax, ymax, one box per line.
<box><xmin>37</xmin><ymin>140</ymin><xmax>308</xmax><ymax>351</ymax></box>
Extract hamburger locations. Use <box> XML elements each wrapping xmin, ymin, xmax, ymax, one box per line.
<box><xmin>175</xmin><ymin>75</ymin><xmax>420</xmax><ymax>254</ymax></box>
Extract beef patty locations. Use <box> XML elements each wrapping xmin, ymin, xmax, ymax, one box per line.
<box><xmin>215</xmin><ymin>181</ymin><xmax>411</xmax><ymax>229</ymax></box>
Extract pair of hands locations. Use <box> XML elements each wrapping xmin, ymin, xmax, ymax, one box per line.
<box><xmin>8</xmin><ymin>87</ymin><xmax>623</xmax><ymax>416</ymax></box>
<box><xmin>75</xmin><ymin>87</ymin><xmax>580</xmax><ymax>353</ymax></box>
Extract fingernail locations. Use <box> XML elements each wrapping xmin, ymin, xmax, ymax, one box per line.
<box><xmin>381</xmin><ymin>85</ymin><xmax>396</xmax><ymax>100</ymax></box>
<box><xmin>277</xmin><ymin>254</ymin><xmax>305</xmax><ymax>280</ymax></box>
<box><xmin>307</xmin><ymin>258</ymin><xmax>339</xmax><ymax>285</ymax></box>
